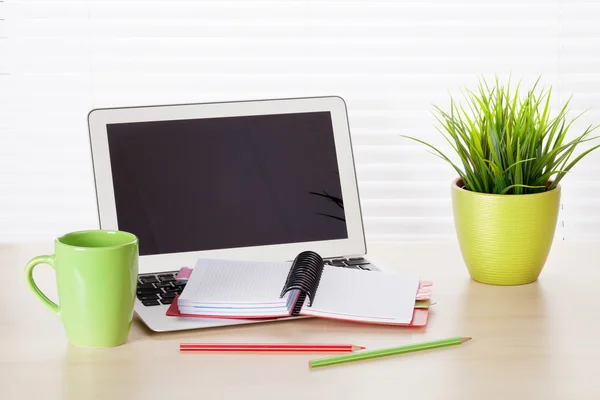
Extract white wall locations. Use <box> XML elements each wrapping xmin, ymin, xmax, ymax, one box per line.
<box><xmin>2</xmin><ymin>0</ymin><xmax>600</xmax><ymax>243</ymax></box>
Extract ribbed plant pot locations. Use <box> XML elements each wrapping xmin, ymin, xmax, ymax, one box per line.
<box><xmin>451</xmin><ymin>178</ymin><xmax>561</xmax><ymax>285</ymax></box>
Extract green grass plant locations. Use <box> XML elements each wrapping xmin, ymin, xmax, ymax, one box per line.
<box><xmin>403</xmin><ymin>76</ymin><xmax>600</xmax><ymax>194</ymax></box>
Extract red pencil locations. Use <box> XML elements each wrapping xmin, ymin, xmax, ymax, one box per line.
<box><xmin>179</xmin><ymin>343</ymin><xmax>365</xmax><ymax>353</ymax></box>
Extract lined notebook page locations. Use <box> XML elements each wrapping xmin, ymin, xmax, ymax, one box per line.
<box><xmin>179</xmin><ymin>258</ymin><xmax>292</xmax><ymax>304</ymax></box>
<box><xmin>301</xmin><ymin>266</ymin><xmax>419</xmax><ymax>324</ymax></box>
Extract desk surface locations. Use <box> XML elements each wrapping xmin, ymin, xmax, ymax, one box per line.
<box><xmin>1</xmin><ymin>241</ymin><xmax>599</xmax><ymax>399</ymax></box>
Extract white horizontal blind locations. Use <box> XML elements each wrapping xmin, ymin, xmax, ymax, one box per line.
<box><xmin>556</xmin><ymin>2</ymin><xmax>600</xmax><ymax>242</ymax></box>
<box><xmin>3</xmin><ymin>0</ymin><xmax>600</xmax><ymax>243</ymax></box>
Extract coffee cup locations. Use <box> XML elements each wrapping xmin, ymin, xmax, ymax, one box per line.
<box><xmin>25</xmin><ymin>230</ymin><xmax>139</xmax><ymax>348</ymax></box>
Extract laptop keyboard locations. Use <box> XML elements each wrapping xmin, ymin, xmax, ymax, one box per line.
<box><xmin>136</xmin><ymin>272</ymin><xmax>185</xmax><ymax>307</ymax></box>
<box><xmin>324</xmin><ymin>256</ymin><xmax>371</xmax><ymax>270</ymax></box>
<box><xmin>136</xmin><ymin>257</ymin><xmax>371</xmax><ymax>307</ymax></box>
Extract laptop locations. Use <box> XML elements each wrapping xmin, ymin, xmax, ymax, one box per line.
<box><xmin>87</xmin><ymin>96</ymin><xmax>382</xmax><ymax>332</ymax></box>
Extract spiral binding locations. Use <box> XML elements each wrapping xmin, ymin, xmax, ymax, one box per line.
<box><xmin>280</xmin><ymin>250</ymin><xmax>324</xmax><ymax>312</ymax></box>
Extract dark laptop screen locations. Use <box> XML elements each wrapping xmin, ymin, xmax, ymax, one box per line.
<box><xmin>106</xmin><ymin>111</ymin><xmax>348</xmax><ymax>256</ymax></box>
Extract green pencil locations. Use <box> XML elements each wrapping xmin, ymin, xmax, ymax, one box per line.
<box><xmin>309</xmin><ymin>336</ymin><xmax>471</xmax><ymax>369</ymax></box>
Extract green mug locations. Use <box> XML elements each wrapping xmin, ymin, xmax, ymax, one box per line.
<box><xmin>25</xmin><ymin>230</ymin><xmax>139</xmax><ymax>348</ymax></box>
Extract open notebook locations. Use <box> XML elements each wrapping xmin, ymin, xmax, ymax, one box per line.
<box><xmin>168</xmin><ymin>251</ymin><xmax>423</xmax><ymax>326</ymax></box>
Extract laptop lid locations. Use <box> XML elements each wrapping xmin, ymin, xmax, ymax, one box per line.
<box><xmin>88</xmin><ymin>96</ymin><xmax>367</xmax><ymax>273</ymax></box>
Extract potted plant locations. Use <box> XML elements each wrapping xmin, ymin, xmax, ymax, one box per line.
<box><xmin>403</xmin><ymin>77</ymin><xmax>600</xmax><ymax>285</ymax></box>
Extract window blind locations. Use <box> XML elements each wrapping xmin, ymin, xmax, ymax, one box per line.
<box><xmin>3</xmin><ymin>1</ymin><xmax>600</xmax><ymax>243</ymax></box>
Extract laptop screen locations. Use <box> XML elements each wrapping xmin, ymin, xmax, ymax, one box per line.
<box><xmin>106</xmin><ymin>111</ymin><xmax>349</xmax><ymax>256</ymax></box>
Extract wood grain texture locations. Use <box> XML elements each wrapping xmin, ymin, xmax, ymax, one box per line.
<box><xmin>2</xmin><ymin>241</ymin><xmax>599</xmax><ymax>400</ymax></box>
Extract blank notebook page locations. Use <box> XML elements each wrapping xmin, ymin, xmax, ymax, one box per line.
<box><xmin>301</xmin><ymin>266</ymin><xmax>419</xmax><ymax>324</ymax></box>
<box><xmin>178</xmin><ymin>258</ymin><xmax>292</xmax><ymax>304</ymax></box>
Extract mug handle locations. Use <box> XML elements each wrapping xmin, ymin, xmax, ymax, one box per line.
<box><xmin>25</xmin><ymin>255</ymin><xmax>60</xmax><ymax>316</ymax></box>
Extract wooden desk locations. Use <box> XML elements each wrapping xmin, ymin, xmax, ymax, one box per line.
<box><xmin>1</xmin><ymin>241</ymin><xmax>599</xmax><ymax>399</ymax></box>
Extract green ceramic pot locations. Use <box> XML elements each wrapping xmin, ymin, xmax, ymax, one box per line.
<box><xmin>451</xmin><ymin>177</ymin><xmax>561</xmax><ymax>285</ymax></box>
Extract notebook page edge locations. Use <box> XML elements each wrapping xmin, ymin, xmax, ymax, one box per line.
<box><xmin>178</xmin><ymin>258</ymin><xmax>294</xmax><ymax>305</ymax></box>
<box><xmin>301</xmin><ymin>266</ymin><xmax>420</xmax><ymax>323</ymax></box>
